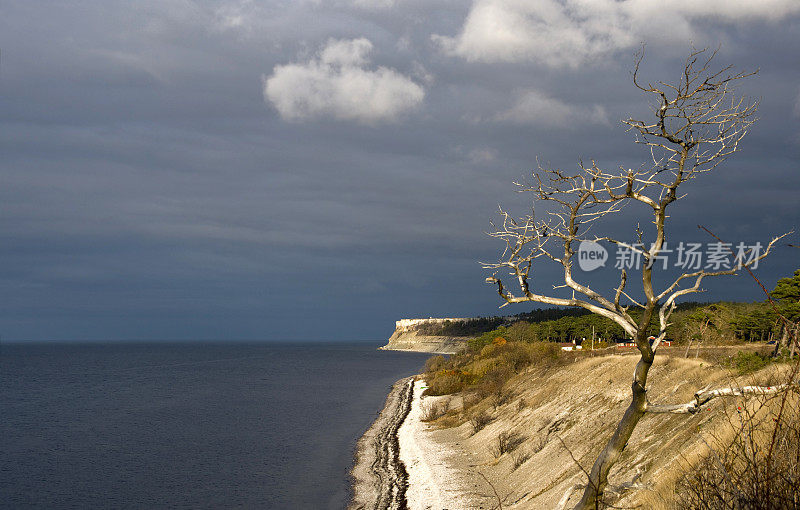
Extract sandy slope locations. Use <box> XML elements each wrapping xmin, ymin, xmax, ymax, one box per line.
<box><xmin>397</xmin><ymin>352</ymin><xmax>783</xmax><ymax>509</ymax></box>
<box><xmin>398</xmin><ymin>380</ymin><xmax>486</xmax><ymax>510</ymax></box>
<box><xmin>354</xmin><ymin>349</ymin><xmax>784</xmax><ymax>509</ymax></box>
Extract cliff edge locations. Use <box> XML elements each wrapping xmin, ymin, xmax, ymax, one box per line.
<box><xmin>381</xmin><ymin>351</ymin><xmax>789</xmax><ymax>509</ymax></box>
<box><xmin>379</xmin><ymin>318</ymin><xmax>475</xmax><ymax>354</ymax></box>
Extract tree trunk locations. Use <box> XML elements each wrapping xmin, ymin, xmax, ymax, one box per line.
<box><xmin>574</xmin><ymin>339</ymin><xmax>654</xmax><ymax>509</ymax></box>
<box><xmin>773</xmin><ymin>325</ymin><xmax>790</xmax><ymax>357</ymax></box>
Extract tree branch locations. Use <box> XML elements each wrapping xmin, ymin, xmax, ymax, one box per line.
<box><xmin>647</xmin><ymin>384</ymin><xmax>797</xmax><ymax>414</ymax></box>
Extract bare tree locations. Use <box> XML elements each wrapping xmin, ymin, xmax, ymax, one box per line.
<box><xmin>484</xmin><ymin>47</ymin><xmax>789</xmax><ymax>509</ymax></box>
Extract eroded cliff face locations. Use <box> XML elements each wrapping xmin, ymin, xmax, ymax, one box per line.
<box><xmin>402</xmin><ymin>353</ymin><xmax>788</xmax><ymax>509</ymax></box>
<box><xmin>379</xmin><ymin>318</ymin><xmax>473</xmax><ymax>354</ymax></box>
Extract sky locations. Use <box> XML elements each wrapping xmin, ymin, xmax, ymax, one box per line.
<box><xmin>1</xmin><ymin>0</ymin><xmax>799</xmax><ymax>342</ymax></box>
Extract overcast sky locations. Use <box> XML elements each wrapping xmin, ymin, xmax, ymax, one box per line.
<box><xmin>2</xmin><ymin>0</ymin><xmax>799</xmax><ymax>341</ymax></box>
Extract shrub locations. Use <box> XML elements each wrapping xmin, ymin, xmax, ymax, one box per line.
<box><xmin>462</xmin><ymin>393</ymin><xmax>481</xmax><ymax>412</ymax></box>
<box><xmin>470</xmin><ymin>411</ymin><xmax>493</xmax><ymax>434</ymax></box>
<box><xmin>491</xmin><ymin>388</ymin><xmax>515</xmax><ymax>409</ymax></box>
<box><xmin>424</xmin><ymin>340</ymin><xmax>560</xmax><ymax>398</ymax></box>
<box><xmin>424</xmin><ymin>355</ymin><xmax>448</xmax><ymax>374</ymax></box>
<box><xmin>511</xmin><ymin>450</ymin><xmax>531</xmax><ymax>470</ymax></box>
<box><xmin>476</xmin><ymin>366</ymin><xmax>513</xmax><ymax>399</ymax></box>
<box><xmin>582</xmin><ymin>340</ymin><xmax>609</xmax><ymax>350</ymax></box>
<box><xmin>730</xmin><ymin>350</ymin><xmax>771</xmax><ymax>374</ymax></box>
<box><xmin>530</xmin><ymin>436</ymin><xmax>547</xmax><ymax>454</ymax></box>
<box><xmin>468</xmin><ymin>326</ymin><xmax>508</xmax><ymax>352</ymax></box>
<box><xmin>489</xmin><ymin>431</ymin><xmax>526</xmax><ymax>458</ymax></box>
<box><xmin>527</xmin><ymin>341</ymin><xmax>561</xmax><ymax>361</ymax></box>
<box><xmin>480</xmin><ymin>342</ymin><xmax>503</xmax><ymax>358</ymax></box>
<box><xmin>420</xmin><ymin>399</ymin><xmax>450</xmax><ymax>422</ymax></box>
<box><xmin>426</xmin><ymin>369</ymin><xmax>475</xmax><ymax>396</ymax></box>
<box><xmin>500</xmin><ymin>343</ymin><xmax>535</xmax><ymax>371</ymax></box>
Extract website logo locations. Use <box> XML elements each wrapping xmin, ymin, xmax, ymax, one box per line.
<box><xmin>578</xmin><ymin>241</ymin><xmax>608</xmax><ymax>272</ymax></box>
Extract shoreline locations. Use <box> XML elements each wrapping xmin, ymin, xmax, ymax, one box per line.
<box><xmin>398</xmin><ymin>380</ymin><xmax>481</xmax><ymax>509</ymax></box>
<box><xmin>349</xmin><ymin>377</ymin><xmax>415</xmax><ymax>510</ymax></box>
<box><xmin>350</xmin><ymin>376</ymin><xmax>482</xmax><ymax>510</ymax></box>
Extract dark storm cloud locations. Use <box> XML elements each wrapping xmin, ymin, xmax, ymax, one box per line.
<box><xmin>1</xmin><ymin>0</ymin><xmax>798</xmax><ymax>341</ymax></box>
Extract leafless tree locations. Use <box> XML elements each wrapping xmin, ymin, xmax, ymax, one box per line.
<box><xmin>484</xmin><ymin>47</ymin><xmax>789</xmax><ymax>509</ymax></box>
<box><xmin>684</xmin><ymin>315</ymin><xmax>711</xmax><ymax>358</ymax></box>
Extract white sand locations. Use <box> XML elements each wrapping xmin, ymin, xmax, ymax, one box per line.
<box><xmin>398</xmin><ymin>379</ymin><xmax>478</xmax><ymax>510</ymax></box>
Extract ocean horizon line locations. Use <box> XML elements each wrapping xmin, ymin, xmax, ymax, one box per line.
<box><xmin>0</xmin><ymin>337</ymin><xmax>388</xmax><ymax>345</ymax></box>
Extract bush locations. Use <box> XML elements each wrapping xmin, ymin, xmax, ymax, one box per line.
<box><xmin>476</xmin><ymin>366</ymin><xmax>514</xmax><ymax>400</ymax></box>
<box><xmin>730</xmin><ymin>350</ymin><xmax>771</xmax><ymax>374</ymax></box>
<box><xmin>420</xmin><ymin>399</ymin><xmax>451</xmax><ymax>422</ymax></box>
<box><xmin>470</xmin><ymin>411</ymin><xmax>493</xmax><ymax>433</ymax></box>
<box><xmin>511</xmin><ymin>450</ymin><xmax>531</xmax><ymax>470</ymax></box>
<box><xmin>423</xmin><ymin>341</ymin><xmax>560</xmax><ymax>397</ymax></box>
<box><xmin>424</xmin><ymin>355</ymin><xmax>448</xmax><ymax>374</ymax></box>
<box><xmin>500</xmin><ymin>343</ymin><xmax>534</xmax><ymax>371</ymax></box>
<box><xmin>527</xmin><ymin>341</ymin><xmax>562</xmax><ymax>361</ymax></box>
<box><xmin>479</xmin><ymin>342</ymin><xmax>503</xmax><ymax>358</ymax></box>
<box><xmin>530</xmin><ymin>436</ymin><xmax>547</xmax><ymax>454</ymax></box>
<box><xmin>462</xmin><ymin>393</ymin><xmax>481</xmax><ymax>412</ymax></box>
<box><xmin>489</xmin><ymin>431</ymin><xmax>526</xmax><ymax>458</ymax></box>
<box><xmin>491</xmin><ymin>388</ymin><xmax>515</xmax><ymax>409</ymax></box>
<box><xmin>426</xmin><ymin>371</ymin><xmax>467</xmax><ymax>396</ymax></box>
<box><xmin>468</xmin><ymin>326</ymin><xmax>508</xmax><ymax>352</ymax></box>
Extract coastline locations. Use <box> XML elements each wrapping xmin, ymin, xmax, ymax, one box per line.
<box><xmin>398</xmin><ymin>380</ymin><xmax>482</xmax><ymax>509</ymax></box>
<box><xmin>349</xmin><ymin>377</ymin><xmax>414</xmax><ymax>510</ymax></box>
<box><xmin>350</xmin><ymin>376</ymin><xmax>483</xmax><ymax>510</ymax></box>
<box><xmin>380</xmin><ymin>330</ymin><xmax>467</xmax><ymax>355</ymax></box>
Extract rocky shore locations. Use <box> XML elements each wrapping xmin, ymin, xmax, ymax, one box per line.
<box><xmin>349</xmin><ymin>377</ymin><xmax>414</xmax><ymax>510</ymax></box>
<box><xmin>349</xmin><ymin>377</ymin><xmax>483</xmax><ymax>510</ymax></box>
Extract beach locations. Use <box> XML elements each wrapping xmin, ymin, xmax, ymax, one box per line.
<box><xmin>349</xmin><ymin>377</ymin><xmax>414</xmax><ymax>510</ymax></box>
<box><xmin>350</xmin><ymin>377</ymin><xmax>485</xmax><ymax>510</ymax></box>
<box><xmin>398</xmin><ymin>380</ymin><xmax>483</xmax><ymax>509</ymax></box>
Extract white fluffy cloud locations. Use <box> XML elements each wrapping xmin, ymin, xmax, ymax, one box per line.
<box><xmin>495</xmin><ymin>88</ymin><xmax>609</xmax><ymax>127</ymax></box>
<box><xmin>433</xmin><ymin>0</ymin><xmax>633</xmax><ymax>67</ymax></box>
<box><xmin>264</xmin><ymin>38</ymin><xmax>425</xmax><ymax>123</ymax></box>
<box><xmin>434</xmin><ymin>0</ymin><xmax>800</xmax><ymax>67</ymax></box>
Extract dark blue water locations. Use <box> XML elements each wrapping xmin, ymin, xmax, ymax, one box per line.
<box><xmin>0</xmin><ymin>342</ymin><xmax>429</xmax><ymax>509</ymax></box>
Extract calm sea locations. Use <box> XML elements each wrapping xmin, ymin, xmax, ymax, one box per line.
<box><xmin>0</xmin><ymin>341</ymin><xmax>429</xmax><ymax>509</ymax></box>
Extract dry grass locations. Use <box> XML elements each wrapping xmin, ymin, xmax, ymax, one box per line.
<box><xmin>420</xmin><ymin>398</ymin><xmax>451</xmax><ymax>422</ymax></box>
<box><xmin>675</xmin><ymin>368</ymin><xmax>800</xmax><ymax>509</ymax></box>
